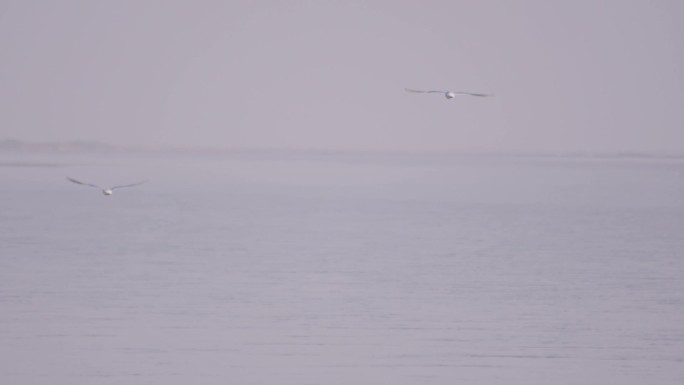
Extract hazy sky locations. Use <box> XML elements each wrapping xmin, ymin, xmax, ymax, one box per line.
<box><xmin>1</xmin><ymin>0</ymin><xmax>683</xmax><ymax>152</ymax></box>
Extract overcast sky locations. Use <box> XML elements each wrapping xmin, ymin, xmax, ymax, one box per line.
<box><xmin>1</xmin><ymin>0</ymin><xmax>682</xmax><ymax>153</ymax></box>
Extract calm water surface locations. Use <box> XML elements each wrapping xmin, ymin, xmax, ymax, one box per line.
<box><xmin>1</xmin><ymin>152</ymin><xmax>683</xmax><ymax>384</ymax></box>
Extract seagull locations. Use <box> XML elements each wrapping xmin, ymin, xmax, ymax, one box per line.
<box><xmin>405</xmin><ymin>88</ymin><xmax>493</xmax><ymax>99</ymax></box>
<box><xmin>66</xmin><ymin>177</ymin><xmax>147</xmax><ymax>196</ymax></box>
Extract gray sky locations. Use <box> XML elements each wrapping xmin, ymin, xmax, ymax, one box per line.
<box><xmin>1</xmin><ymin>0</ymin><xmax>683</xmax><ymax>153</ymax></box>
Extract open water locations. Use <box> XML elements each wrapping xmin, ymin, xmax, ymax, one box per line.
<box><xmin>1</xmin><ymin>151</ymin><xmax>683</xmax><ymax>384</ymax></box>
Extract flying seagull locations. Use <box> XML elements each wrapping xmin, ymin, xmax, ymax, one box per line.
<box><xmin>405</xmin><ymin>88</ymin><xmax>493</xmax><ymax>99</ymax></box>
<box><xmin>66</xmin><ymin>177</ymin><xmax>147</xmax><ymax>196</ymax></box>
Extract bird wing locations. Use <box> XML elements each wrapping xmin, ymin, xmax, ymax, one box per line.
<box><xmin>452</xmin><ymin>92</ymin><xmax>493</xmax><ymax>97</ymax></box>
<box><xmin>66</xmin><ymin>177</ymin><xmax>101</xmax><ymax>189</ymax></box>
<box><xmin>405</xmin><ymin>88</ymin><xmax>445</xmax><ymax>94</ymax></box>
<box><xmin>111</xmin><ymin>180</ymin><xmax>148</xmax><ymax>190</ymax></box>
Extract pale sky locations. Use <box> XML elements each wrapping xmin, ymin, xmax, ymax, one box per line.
<box><xmin>1</xmin><ymin>0</ymin><xmax>683</xmax><ymax>153</ymax></box>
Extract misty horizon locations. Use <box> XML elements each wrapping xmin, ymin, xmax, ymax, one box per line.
<box><xmin>3</xmin><ymin>137</ymin><xmax>684</xmax><ymax>159</ymax></box>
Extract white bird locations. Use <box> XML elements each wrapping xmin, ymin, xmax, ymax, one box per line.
<box><xmin>66</xmin><ymin>177</ymin><xmax>147</xmax><ymax>196</ymax></box>
<box><xmin>405</xmin><ymin>88</ymin><xmax>493</xmax><ymax>99</ymax></box>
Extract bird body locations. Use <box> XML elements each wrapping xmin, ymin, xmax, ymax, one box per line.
<box><xmin>66</xmin><ymin>177</ymin><xmax>147</xmax><ymax>196</ymax></box>
<box><xmin>405</xmin><ymin>88</ymin><xmax>492</xmax><ymax>99</ymax></box>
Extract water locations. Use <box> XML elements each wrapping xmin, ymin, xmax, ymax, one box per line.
<box><xmin>1</xmin><ymin>151</ymin><xmax>683</xmax><ymax>384</ymax></box>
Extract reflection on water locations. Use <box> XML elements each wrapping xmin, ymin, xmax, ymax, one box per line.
<box><xmin>1</xmin><ymin>152</ymin><xmax>683</xmax><ymax>385</ymax></box>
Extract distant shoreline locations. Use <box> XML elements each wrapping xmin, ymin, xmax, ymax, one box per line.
<box><xmin>2</xmin><ymin>139</ymin><xmax>683</xmax><ymax>161</ymax></box>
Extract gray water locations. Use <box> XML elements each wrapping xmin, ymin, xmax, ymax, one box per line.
<box><xmin>1</xmin><ymin>151</ymin><xmax>683</xmax><ymax>384</ymax></box>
